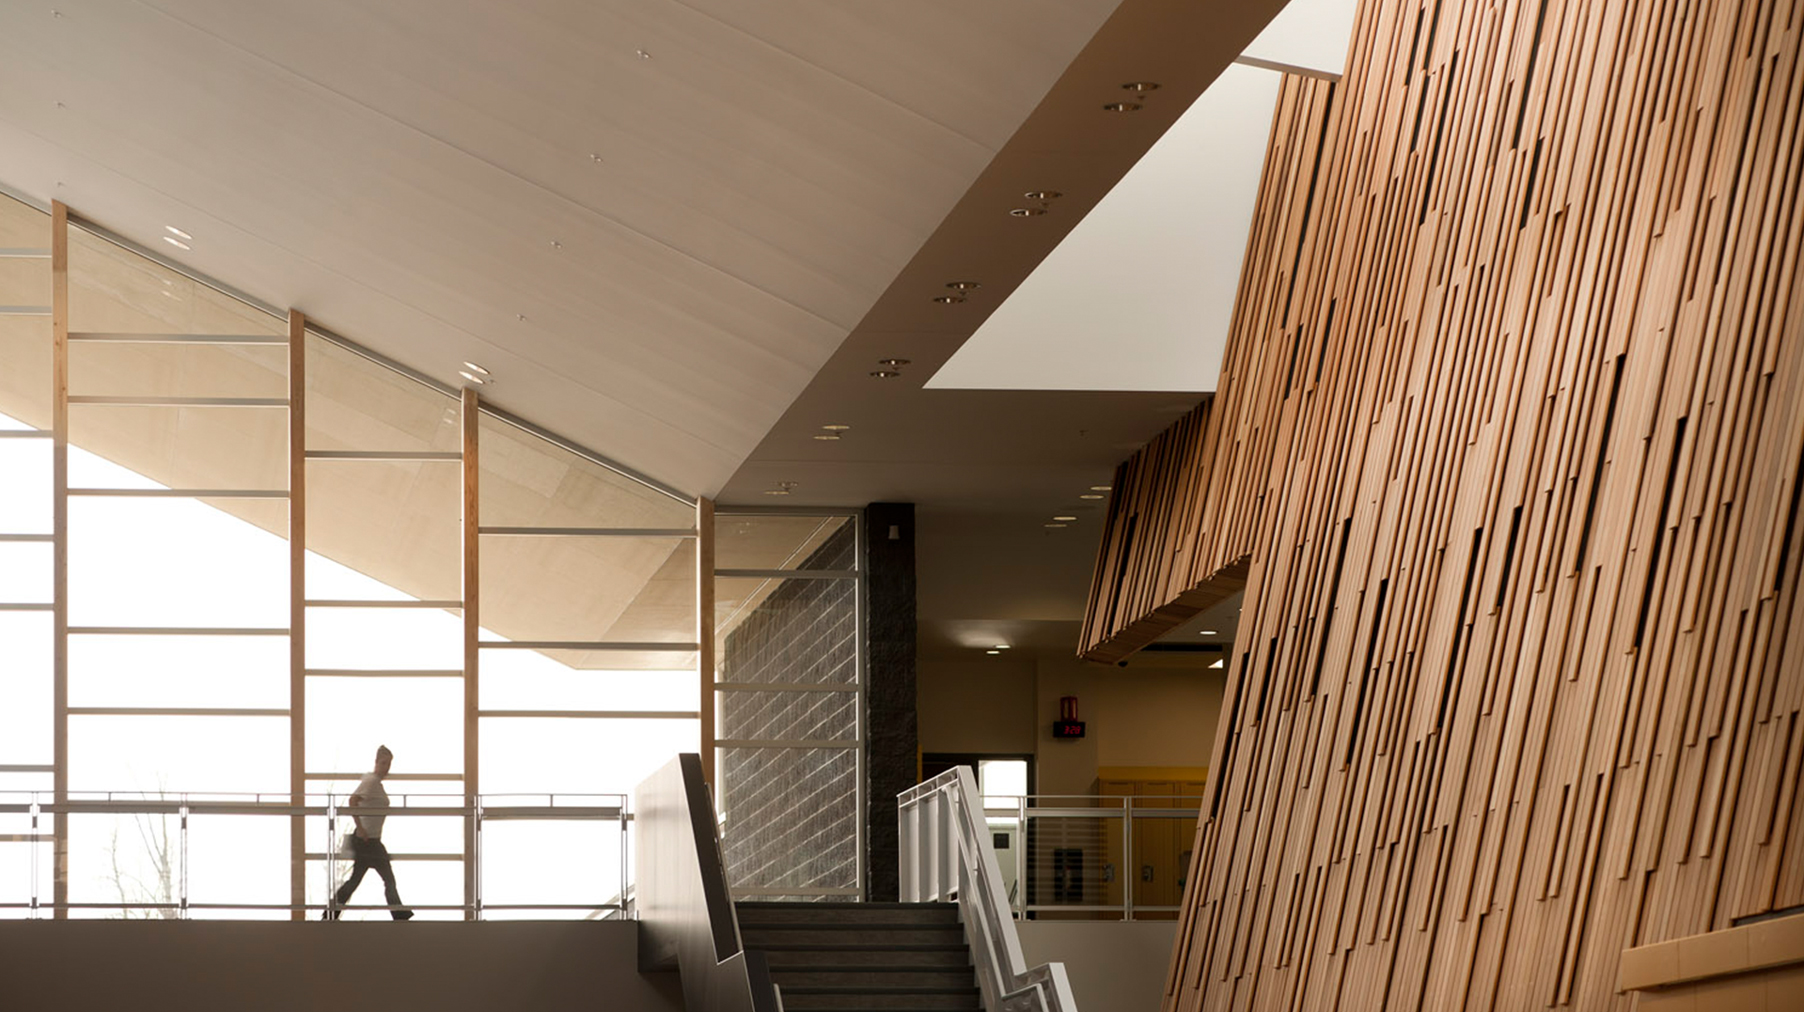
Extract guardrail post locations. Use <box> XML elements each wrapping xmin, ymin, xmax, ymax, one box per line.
<box><xmin>1121</xmin><ymin>799</ymin><xmax>1132</xmax><ymax>922</ymax></box>
<box><xmin>179</xmin><ymin>797</ymin><xmax>190</xmax><ymax>919</ymax></box>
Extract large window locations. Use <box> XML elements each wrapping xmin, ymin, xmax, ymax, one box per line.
<box><xmin>714</xmin><ymin>511</ymin><xmax>863</xmax><ymax>899</ymax></box>
<box><xmin>0</xmin><ymin>197</ymin><xmax>786</xmax><ymax>920</ymax></box>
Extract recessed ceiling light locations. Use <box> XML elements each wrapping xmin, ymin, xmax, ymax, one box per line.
<box><xmin>1052</xmin><ymin>515</ymin><xmax>1077</xmax><ymax>522</ymax></box>
<box><xmin>993</xmin><ymin>644</ymin><xmax>1009</xmax><ymax>650</ymax></box>
<box><xmin>870</xmin><ymin>370</ymin><xmax>901</xmax><ymax>379</ymax></box>
<box><xmin>933</xmin><ymin>295</ymin><xmax>967</xmax><ymax>305</ymax></box>
<box><xmin>945</xmin><ymin>281</ymin><xmax>981</xmax><ymax>292</ymax></box>
<box><xmin>813</xmin><ymin>433</ymin><xmax>840</xmax><ymax>441</ymax></box>
<box><xmin>1209</xmin><ymin>658</ymin><xmax>1225</xmax><ymax>669</ymax></box>
<box><xmin>821</xmin><ymin>424</ymin><xmax>851</xmax><ymax>431</ymax></box>
<box><xmin>1024</xmin><ymin>191</ymin><xmax>1062</xmax><ymax>201</ymax></box>
<box><xmin>878</xmin><ymin>358</ymin><xmax>910</xmax><ymax>368</ymax></box>
<box><xmin>550</xmin><ymin>240</ymin><xmax>563</xmax><ymax>250</ymax></box>
<box><xmin>1103</xmin><ymin>101</ymin><xmax>1142</xmax><ymax>112</ymax></box>
<box><xmin>635</xmin><ymin>48</ymin><xmax>652</xmax><ymax>59</ymax></box>
<box><xmin>986</xmin><ymin>649</ymin><xmax>1001</xmax><ymax>655</ymax></box>
<box><xmin>1089</xmin><ymin>485</ymin><xmax>1112</xmax><ymax>492</ymax></box>
<box><xmin>1044</xmin><ymin>522</ymin><xmax>1068</xmax><ymax>529</ymax></box>
<box><xmin>459</xmin><ymin>371</ymin><xmax>487</xmax><ymax>385</ymax></box>
<box><xmin>162</xmin><ymin>236</ymin><xmax>191</xmax><ymax>251</ymax></box>
<box><xmin>1009</xmin><ymin>207</ymin><xmax>1045</xmax><ymax>217</ymax></box>
<box><xmin>1121</xmin><ymin>82</ymin><xmax>1161</xmax><ymax>93</ymax></box>
<box><xmin>164</xmin><ymin>225</ymin><xmax>192</xmax><ymax>240</ymax></box>
<box><xmin>462</xmin><ymin>362</ymin><xmax>490</xmax><ymax>376</ymax></box>
<box><xmin>1200</xmin><ymin>630</ymin><xmax>1218</xmax><ymax>636</ymax></box>
<box><xmin>1079</xmin><ymin>494</ymin><xmax>1104</xmax><ymax>500</ymax></box>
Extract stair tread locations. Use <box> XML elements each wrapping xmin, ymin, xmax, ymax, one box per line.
<box><xmin>750</xmin><ymin>938</ymin><xmax>974</xmax><ymax>945</ymax></box>
<box><xmin>737</xmin><ymin>902</ymin><xmax>955</xmax><ymax>909</ymax></box>
<box><xmin>743</xmin><ymin>922</ymin><xmax>958</xmax><ymax>929</ymax></box>
<box><xmin>773</xmin><ymin>965</ymin><xmax>971</xmax><ymax>971</ymax></box>
<box><xmin>775</xmin><ymin>981</ymin><xmax>974</xmax><ymax>988</ymax></box>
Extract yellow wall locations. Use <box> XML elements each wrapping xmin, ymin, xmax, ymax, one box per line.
<box><xmin>918</xmin><ymin>649</ymin><xmax>1224</xmax><ymax>797</ymax></box>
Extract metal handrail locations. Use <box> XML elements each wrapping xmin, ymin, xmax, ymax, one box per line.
<box><xmin>900</xmin><ymin>769</ymin><xmax>1079</xmax><ymax>1012</ymax></box>
<box><xmin>0</xmin><ymin>790</ymin><xmax>629</xmax><ymax>919</ymax></box>
<box><xmin>967</xmin><ymin>793</ymin><xmax>1203</xmax><ymax>921</ymax></box>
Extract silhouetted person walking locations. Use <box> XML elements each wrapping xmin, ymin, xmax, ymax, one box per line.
<box><xmin>326</xmin><ymin>745</ymin><xmax>413</xmax><ymax>920</ymax></box>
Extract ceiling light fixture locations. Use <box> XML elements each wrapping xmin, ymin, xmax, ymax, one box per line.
<box><xmin>1209</xmin><ymin>659</ymin><xmax>1225</xmax><ymax>669</ymax></box>
<box><xmin>1121</xmin><ymin>82</ymin><xmax>1161</xmax><ymax>93</ymax></box>
<box><xmin>1079</xmin><ymin>494</ymin><xmax>1104</xmax><ymax>500</ymax></box>
<box><xmin>933</xmin><ymin>294</ymin><xmax>967</xmax><ymax>305</ymax></box>
<box><xmin>1103</xmin><ymin>101</ymin><xmax>1142</xmax><ymax>112</ymax></box>
<box><xmin>635</xmin><ymin>48</ymin><xmax>652</xmax><ymax>59</ymax></box>
<box><xmin>986</xmin><ymin>649</ymin><xmax>1001</xmax><ymax>655</ymax></box>
<box><xmin>1044</xmin><ymin>522</ymin><xmax>1068</xmax><ymax>529</ymax></box>
<box><xmin>162</xmin><ymin>236</ymin><xmax>191</xmax><ymax>251</ymax></box>
<box><xmin>1200</xmin><ymin>630</ymin><xmax>1218</xmax><ymax>635</ymax></box>
<box><xmin>764</xmin><ymin>481</ymin><xmax>798</xmax><ymax>496</ymax></box>
<box><xmin>813</xmin><ymin>433</ymin><xmax>840</xmax><ymax>441</ymax></box>
<box><xmin>1090</xmin><ymin>485</ymin><xmax>1112</xmax><ymax>492</ymax></box>
<box><xmin>945</xmin><ymin>281</ymin><xmax>981</xmax><ymax>292</ymax></box>
<box><xmin>1009</xmin><ymin>207</ymin><xmax>1046</xmax><ymax>217</ymax></box>
<box><xmin>870</xmin><ymin>370</ymin><xmax>901</xmax><ymax>379</ymax></box>
<box><xmin>550</xmin><ymin>240</ymin><xmax>563</xmax><ymax>250</ymax></box>
<box><xmin>878</xmin><ymin>358</ymin><xmax>910</xmax><ymax>368</ymax></box>
<box><xmin>458</xmin><ymin>370</ymin><xmax>487</xmax><ymax>385</ymax></box>
<box><xmin>1052</xmin><ymin>515</ymin><xmax>1077</xmax><ymax>522</ymax></box>
<box><xmin>820</xmin><ymin>424</ymin><xmax>851</xmax><ymax>431</ymax></box>
<box><xmin>993</xmin><ymin>644</ymin><xmax>1009</xmax><ymax>650</ymax></box>
<box><xmin>462</xmin><ymin>362</ymin><xmax>490</xmax><ymax>376</ymax></box>
<box><xmin>1023</xmin><ymin>191</ymin><xmax>1062</xmax><ymax>202</ymax></box>
<box><xmin>164</xmin><ymin>225</ymin><xmax>192</xmax><ymax>240</ymax></box>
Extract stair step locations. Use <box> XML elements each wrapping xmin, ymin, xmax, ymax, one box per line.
<box><xmin>735</xmin><ymin>902</ymin><xmax>958</xmax><ymax>925</ymax></box>
<box><xmin>758</xmin><ymin>945</ymin><xmax>971</xmax><ymax>968</ymax></box>
<box><xmin>771</xmin><ymin>968</ymin><xmax>975</xmax><ymax>988</ymax></box>
<box><xmin>742</xmin><ymin>925</ymin><xmax>966</xmax><ymax>947</ymax></box>
<box><xmin>777</xmin><ymin>987</ymin><xmax>981</xmax><ymax>1010</ymax></box>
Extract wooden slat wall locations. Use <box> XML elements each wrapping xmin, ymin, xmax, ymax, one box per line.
<box><xmin>1084</xmin><ymin>0</ymin><xmax>1804</xmax><ymax>1007</ymax></box>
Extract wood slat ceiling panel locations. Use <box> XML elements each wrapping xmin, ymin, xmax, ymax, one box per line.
<box><xmin>0</xmin><ymin>0</ymin><xmax>1119</xmax><ymax>495</ymax></box>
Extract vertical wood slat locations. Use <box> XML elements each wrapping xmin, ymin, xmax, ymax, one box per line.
<box><xmin>49</xmin><ymin>200</ymin><xmax>68</xmax><ymax>920</ymax></box>
<box><xmin>461</xmin><ymin>387</ymin><xmax>479</xmax><ymax>919</ymax></box>
<box><xmin>288</xmin><ymin>310</ymin><xmax>306</xmax><ymax>919</ymax></box>
<box><xmin>1072</xmin><ymin>0</ymin><xmax>1804</xmax><ymax>1008</ymax></box>
<box><xmin>697</xmin><ymin>497</ymin><xmax>716</xmax><ymax>788</ymax></box>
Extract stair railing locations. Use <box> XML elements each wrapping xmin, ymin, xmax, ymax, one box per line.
<box><xmin>636</xmin><ymin>754</ymin><xmax>783</xmax><ymax>1012</ymax></box>
<box><xmin>899</xmin><ymin>768</ymin><xmax>1078</xmax><ymax>1012</ymax></box>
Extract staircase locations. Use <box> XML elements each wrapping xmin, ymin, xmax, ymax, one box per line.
<box><xmin>735</xmin><ymin>901</ymin><xmax>979</xmax><ymax>1012</ymax></box>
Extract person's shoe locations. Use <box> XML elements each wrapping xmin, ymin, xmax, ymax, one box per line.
<box><xmin>393</xmin><ymin>909</ymin><xmax>414</xmax><ymax>921</ymax></box>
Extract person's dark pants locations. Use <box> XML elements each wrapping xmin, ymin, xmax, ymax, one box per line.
<box><xmin>332</xmin><ymin>835</ymin><xmax>412</xmax><ymax>919</ymax></box>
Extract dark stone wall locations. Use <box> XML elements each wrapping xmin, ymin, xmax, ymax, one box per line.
<box><xmin>862</xmin><ymin>503</ymin><xmax>916</xmax><ymax>902</ymax></box>
<box><xmin>718</xmin><ymin>520</ymin><xmax>859</xmax><ymax>895</ymax></box>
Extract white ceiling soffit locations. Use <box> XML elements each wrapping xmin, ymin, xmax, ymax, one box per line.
<box><xmin>924</xmin><ymin>0</ymin><xmax>1355</xmax><ymax>394</ymax></box>
<box><xmin>927</xmin><ymin>62</ymin><xmax>1281</xmax><ymax>394</ymax></box>
<box><xmin>1238</xmin><ymin>0</ymin><xmax>1361</xmax><ymax>79</ymax></box>
<box><xmin>0</xmin><ymin>0</ymin><xmax>1123</xmax><ymax>497</ymax></box>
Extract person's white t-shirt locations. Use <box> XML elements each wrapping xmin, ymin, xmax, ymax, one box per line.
<box><xmin>351</xmin><ymin>773</ymin><xmax>389</xmax><ymax>840</ymax></box>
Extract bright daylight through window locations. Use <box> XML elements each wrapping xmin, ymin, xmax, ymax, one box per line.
<box><xmin>0</xmin><ymin>192</ymin><xmax>863</xmax><ymax>919</ymax></box>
